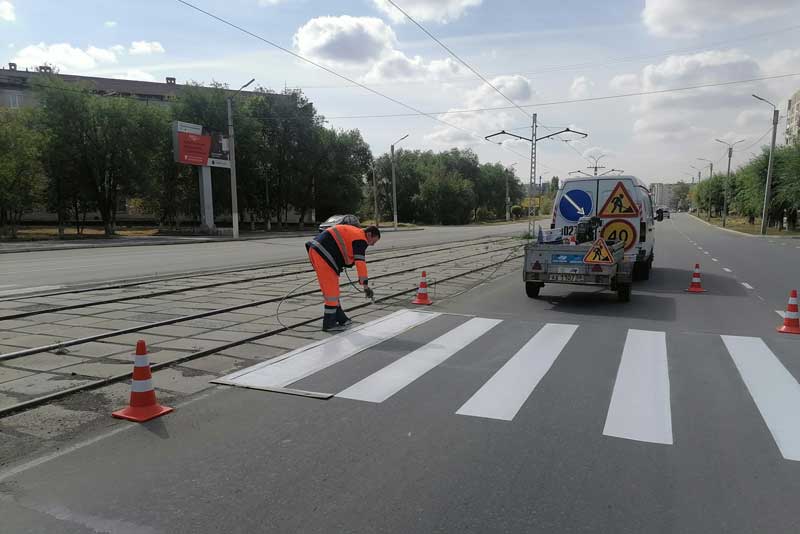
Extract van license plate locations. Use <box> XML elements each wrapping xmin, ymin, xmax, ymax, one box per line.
<box><xmin>549</xmin><ymin>274</ymin><xmax>584</xmax><ymax>282</ymax></box>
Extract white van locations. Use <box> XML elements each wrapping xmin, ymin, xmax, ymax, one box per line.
<box><xmin>550</xmin><ymin>175</ymin><xmax>656</xmax><ymax>280</ymax></box>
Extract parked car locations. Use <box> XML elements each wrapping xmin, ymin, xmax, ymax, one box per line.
<box><xmin>318</xmin><ymin>214</ymin><xmax>360</xmax><ymax>232</ymax></box>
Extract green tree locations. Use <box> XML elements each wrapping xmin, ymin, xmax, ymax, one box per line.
<box><xmin>0</xmin><ymin>109</ymin><xmax>46</xmax><ymax>237</ymax></box>
<box><xmin>416</xmin><ymin>171</ymin><xmax>475</xmax><ymax>225</ymax></box>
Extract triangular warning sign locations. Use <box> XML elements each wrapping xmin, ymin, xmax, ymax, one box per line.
<box><xmin>583</xmin><ymin>238</ymin><xmax>615</xmax><ymax>265</ymax></box>
<box><xmin>599</xmin><ymin>182</ymin><xmax>640</xmax><ymax>218</ymax></box>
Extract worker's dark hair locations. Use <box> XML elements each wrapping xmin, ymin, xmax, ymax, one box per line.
<box><xmin>365</xmin><ymin>225</ymin><xmax>381</xmax><ymax>238</ymax></box>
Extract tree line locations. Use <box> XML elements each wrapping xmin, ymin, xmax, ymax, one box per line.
<box><xmin>0</xmin><ymin>77</ymin><xmax>529</xmax><ymax>238</ymax></box>
<box><xmin>688</xmin><ymin>144</ymin><xmax>800</xmax><ymax>230</ymax></box>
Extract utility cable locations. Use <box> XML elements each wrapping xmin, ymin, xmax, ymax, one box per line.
<box><xmin>172</xmin><ymin>0</ymin><xmax>532</xmax><ymax>164</ymax></box>
<box><xmin>383</xmin><ymin>0</ymin><xmax>530</xmax><ymax>119</ymax></box>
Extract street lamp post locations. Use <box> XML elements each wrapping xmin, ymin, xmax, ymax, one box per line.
<box><xmin>698</xmin><ymin>158</ymin><xmax>713</xmax><ymax>221</ymax></box>
<box><xmin>390</xmin><ymin>134</ymin><xmax>409</xmax><ymax>231</ymax></box>
<box><xmin>227</xmin><ymin>77</ymin><xmax>255</xmax><ymax>239</ymax></box>
<box><xmin>690</xmin><ymin>165</ymin><xmax>703</xmax><ymax>216</ymax></box>
<box><xmin>715</xmin><ymin>138</ymin><xmax>745</xmax><ymax>228</ymax></box>
<box><xmin>752</xmin><ymin>94</ymin><xmax>780</xmax><ymax>235</ymax></box>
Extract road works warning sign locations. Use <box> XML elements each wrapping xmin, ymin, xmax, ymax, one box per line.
<box><xmin>599</xmin><ymin>182</ymin><xmax>639</xmax><ymax>218</ymax></box>
<box><xmin>583</xmin><ymin>238</ymin><xmax>615</xmax><ymax>265</ymax></box>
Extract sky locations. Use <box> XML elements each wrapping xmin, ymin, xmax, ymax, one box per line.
<box><xmin>2</xmin><ymin>0</ymin><xmax>800</xmax><ymax>184</ymax></box>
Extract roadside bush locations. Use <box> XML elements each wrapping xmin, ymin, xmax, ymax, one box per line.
<box><xmin>511</xmin><ymin>205</ymin><xmax>523</xmax><ymax>219</ymax></box>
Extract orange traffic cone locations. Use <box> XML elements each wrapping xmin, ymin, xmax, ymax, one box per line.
<box><xmin>112</xmin><ymin>340</ymin><xmax>173</xmax><ymax>422</ymax></box>
<box><xmin>777</xmin><ymin>290</ymin><xmax>800</xmax><ymax>334</ymax></box>
<box><xmin>412</xmin><ymin>271</ymin><xmax>433</xmax><ymax>305</ymax></box>
<box><xmin>685</xmin><ymin>263</ymin><xmax>706</xmax><ymax>293</ymax></box>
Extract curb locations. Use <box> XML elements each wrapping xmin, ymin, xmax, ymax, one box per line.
<box><xmin>687</xmin><ymin>214</ymin><xmax>800</xmax><ymax>239</ymax></box>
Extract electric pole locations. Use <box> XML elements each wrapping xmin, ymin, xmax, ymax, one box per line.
<box><xmin>715</xmin><ymin>138</ymin><xmax>744</xmax><ymax>228</ymax></box>
<box><xmin>698</xmin><ymin>158</ymin><xmax>713</xmax><ymax>221</ymax></box>
<box><xmin>587</xmin><ymin>154</ymin><xmax>606</xmax><ymax>176</ymax></box>
<box><xmin>226</xmin><ymin>78</ymin><xmax>255</xmax><ymax>239</ymax></box>
<box><xmin>390</xmin><ymin>134</ymin><xmax>408</xmax><ymax>231</ymax></box>
<box><xmin>372</xmin><ymin>164</ymin><xmax>379</xmax><ymax>227</ymax></box>
<box><xmin>753</xmin><ymin>94</ymin><xmax>779</xmax><ymax>235</ymax></box>
<box><xmin>486</xmin><ymin>118</ymin><xmax>587</xmax><ymax>237</ymax></box>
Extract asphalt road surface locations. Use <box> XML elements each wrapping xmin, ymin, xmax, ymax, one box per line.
<box><xmin>2</xmin><ymin>214</ymin><xmax>799</xmax><ymax>533</ymax></box>
<box><xmin>0</xmin><ymin>223</ymin><xmax>530</xmax><ymax>294</ymax></box>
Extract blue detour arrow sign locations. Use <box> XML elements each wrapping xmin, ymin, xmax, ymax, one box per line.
<box><xmin>559</xmin><ymin>190</ymin><xmax>593</xmax><ymax>222</ymax></box>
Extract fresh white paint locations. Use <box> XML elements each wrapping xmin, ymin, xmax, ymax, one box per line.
<box><xmin>337</xmin><ymin>317</ymin><xmax>501</xmax><ymax>403</ymax></box>
<box><xmin>455</xmin><ymin>323</ymin><xmax>578</xmax><ymax>421</ymax></box>
<box><xmin>218</xmin><ymin>309</ymin><xmax>439</xmax><ymax>389</ymax></box>
<box><xmin>742</xmin><ymin>282</ymin><xmax>754</xmax><ymax>290</ymax></box>
<box><xmin>722</xmin><ymin>335</ymin><xmax>800</xmax><ymax>461</ymax></box>
<box><xmin>603</xmin><ymin>329</ymin><xmax>673</xmax><ymax>445</ymax></box>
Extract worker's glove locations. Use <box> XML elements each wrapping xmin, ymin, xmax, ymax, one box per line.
<box><xmin>364</xmin><ymin>286</ymin><xmax>374</xmax><ymax>300</ymax></box>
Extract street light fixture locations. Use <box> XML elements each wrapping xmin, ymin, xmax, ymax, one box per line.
<box><xmin>227</xmin><ymin>77</ymin><xmax>255</xmax><ymax>239</ymax></box>
<box><xmin>587</xmin><ymin>154</ymin><xmax>606</xmax><ymax>176</ymax></box>
<box><xmin>715</xmin><ymin>138</ymin><xmax>745</xmax><ymax>228</ymax></box>
<box><xmin>752</xmin><ymin>93</ymin><xmax>780</xmax><ymax>235</ymax></box>
<box><xmin>390</xmin><ymin>134</ymin><xmax>409</xmax><ymax>231</ymax></box>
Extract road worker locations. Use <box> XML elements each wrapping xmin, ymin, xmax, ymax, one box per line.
<box><xmin>306</xmin><ymin>224</ymin><xmax>381</xmax><ymax>332</ymax></box>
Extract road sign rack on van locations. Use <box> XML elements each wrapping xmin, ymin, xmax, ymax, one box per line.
<box><xmin>523</xmin><ymin>221</ymin><xmax>633</xmax><ymax>302</ymax></box>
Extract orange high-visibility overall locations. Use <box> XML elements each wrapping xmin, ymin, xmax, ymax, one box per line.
<box><xmin>306</xmin><ymin>225</ymin><xmax>370</xmax><ymax>318</ymax></box>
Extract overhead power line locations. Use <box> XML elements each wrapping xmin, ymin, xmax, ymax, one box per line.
<box><xmin>268</xmin><ymin>23</ymin><xmax>800</xmax><ymax>91</ymax></box>
<box><xmin>173</xmin><ymin>0</ymin><xmax>539</xmax><ymax>164</ymax></box>
<box><xmin>383</xmin><ymin>0</ymin><xmax>530</xmax><ymax>120</ymax></box>
<box><xmin>311</xmin><ymin>73</ymin><xmax>800</xmax><ymax>121</ymax></box>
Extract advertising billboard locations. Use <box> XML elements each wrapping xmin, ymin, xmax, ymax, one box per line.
<box><xmin>172</xmin><ymin>121</ymin><xmax>231</xmax><ymax>168</ymax></box>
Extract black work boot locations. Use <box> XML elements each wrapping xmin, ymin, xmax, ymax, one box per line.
<box><xmin>323</xmin><ymin>308</ymin><xmax>346</xmax><ymax>332</ymax></box>
<box><xmin>336</xmin><ymin>306</ymin><xmax>352</xmax><ymax>326</ymax></box>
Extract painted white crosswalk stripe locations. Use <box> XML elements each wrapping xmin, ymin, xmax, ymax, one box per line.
<box><xmin>216</xmin><ymin>309</ymin><xmax>440</xmax><ymax>390</ymax></box>
<box><xmin>722</xmin><ymin>335</ymin><xmax>800</xmax><ymax>461</ymax></box>
<box><xmin>603</xmin><ymin>330</ymin><xmax>673</xmax><ymax>445</ymax></box>
<box><xmin>456</xmin><ymin>323</ymin><xmax>578</xmax><ymax>421</ymax></box>
<box><xmin>723</xmin><ymin>267</ymin><xmax>732</xmax><ymax>273</ymax></box>
<box><xmin>337</xmin><ymin>318</ymin><xmax>501</xmax><ymax>403</ymax></box>
<box><xmin>776</xmin><ymin>310</ymin><xmax>785</xmax><ymax>318</ymax></box>
<box><xmin>741</xmin><ymin>282</ymin><xmax>754</xmax><ymax>290</ymax></box>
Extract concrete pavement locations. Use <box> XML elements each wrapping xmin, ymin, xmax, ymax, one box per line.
<box><xmin>0</xmin><ymin>223</ymin><xmax>530</xmax><ymax>293</ymax></box>
<box><xmin>1</xmin><ymin>214</ymin><xmax>799</xmax><ymax>533</ymax></box>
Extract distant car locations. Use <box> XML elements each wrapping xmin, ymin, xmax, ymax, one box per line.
<box><xmin>318</xmin><ymin>214</ymin><xmax>360</xmax><ymax>233</ymax></box>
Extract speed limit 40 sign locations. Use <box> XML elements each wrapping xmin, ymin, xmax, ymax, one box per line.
<box><xmin>601</xmin><ymin>219</ymin><xmax>637</xmax><ymax>251</ymax></box>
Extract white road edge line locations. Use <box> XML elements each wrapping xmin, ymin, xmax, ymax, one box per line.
<box><xmin>603</xmin><ymin>329</ymin><xmax>673</xmax><ymax>445</ymax></box>
<box><xmin>456</xmin><ymin>323</ymin><xmax>578</xmax><ymax>421</ymax></box>
<box><xmin>742</xmin><ymin>282</ymin><xmax>754</xmax><ymax>290</ymax></box>
<box><xmin>337</xmin><ymin>317</ymin><xmax>502</xmax><ymax>403</ymax></box>
<box><xmin>722</xmin><ymin>335</ymin><xmax>800</xmax><ymax>462</ymax></box>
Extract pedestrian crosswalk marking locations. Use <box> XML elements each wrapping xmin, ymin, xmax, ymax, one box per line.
<box><xmin>603</xmin><ymin>330</ymin><xmax>673</xmax><ymax>445</ymax></box>
<box><xmin>337</xmin><ymin>318</ymin><xmax>501</xmax><ymax>403</ymax></box>
<box><xmin>215</xmin><ymin>309</ymin><xmax>440</xmax><ymax>390</ymax></box>
<box><xmin>455</xmin><ymin>323</ymin><xmax>578</xmax><ymax>421</ymax></box>
<box><xmin>721</xmin><ymin>335</ymin><xmax>800</xmax><ymax>461</ymax></box>
<box><xmin>216</xmin><ymin>310</ymin><xmax>800</xmax><ymax>462</ymax></box>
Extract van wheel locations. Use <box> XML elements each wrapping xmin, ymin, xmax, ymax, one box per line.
<box><xmin>632</xmin><ymin>261</ymin><xmax>643</xmax><ymax>281</ymax></box>
<box><xmin>641</xmin><ymin>258</ymin><xmax>652</xmax><ymax>281</ymax></box>
<box><xmin>526</xmin><ymin>282</ymin><xmax>542</xmax><ymax>298</ymax></box>
<box><xmin>617</xmin><ymin>283</ymin><xmax>632</xmax><ymax>302</ymax></box>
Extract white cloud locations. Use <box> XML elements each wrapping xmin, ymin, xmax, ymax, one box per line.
<box><xmin>294</xmin><ymin>16</ymin><xmax>396</xmax><ymax>65</ymax></box>
<box><xmin>110</xmin><ymin>69</ymin><xmax>156</xmax><ymax>82</ymax></box>
<box><xmin>0</xmin><ymin>1</ymin><xmax>14</xmax><ymax>22</ymax></box>
<box><xmin>129</xmin><ymin>40</ymin><xmax>165</xmax><ymax>55</ymax></box>
<box><xmin>569</xmin><ymin>76</ymin><xmax>594</xmax><ymax>99</ymax></box>
<box><xmin>104</xmin><ymin>20</ymin><xmax>117</xmax><ymax>28</ymax></box>
<box><xmin>372</xmin><ymin>0</ymin><xmax>482</xmax><ymax>24</ymax></box>
<box><xmin>642</xmin><ymin>0</ymin><xmax>797</xmax><ymax>38</ymax></box>
<box><xmin>363</xmin><ymin>50</ymin><xmax>462</xmax><ymax>82</ymax></box>
<box><xmin>258</xmin><ymin>0</ymin><xmax>286</xmax><ymax>4</ymax></box>
<box><xmin>609</xmin><ymin>73</ymin><xmax>639</xmax><ymax>93</ymax></box>
<box><xmin>633</xmin><ymin>116</ymin><xmax>711</xmax><ymax>142</ymax></box>
<box><xmin>12</xmin><ymin>42</ymin><xmax>120</xmax><ymax>72</ymax></box>
<box><xmin>736</xmin><ymin>109</ymin><xmax>772</xmax><ymax>129</ymax></box>
<box><xmin>425</xmin><ymin>74</ymin><xmax>536</xmax><ymax>147</ymax></box>
<box><xmin>110</xmin><ymin>44</ymin><xmax>126</xmax><ymax>55</ymax></box>
<box><xmin>87</xmin><ymin>46</ymin><xmax>118</xmax><ymax>64</ymax></box>
<box><xmin>582</xmin><ymin>146</ymin><xmax>615</xmax><ymax>160</ymax></box>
